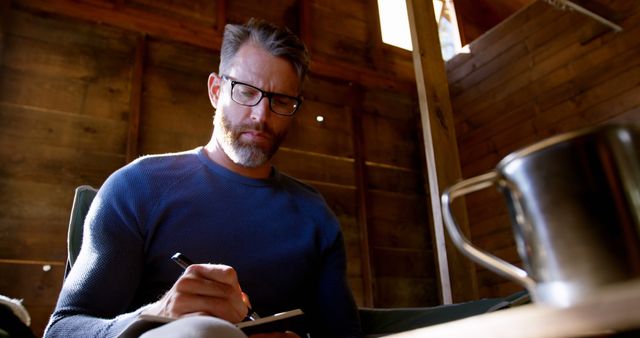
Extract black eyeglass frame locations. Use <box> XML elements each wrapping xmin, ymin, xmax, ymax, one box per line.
<box><xmin>220</xmin><ymin>75</ymin><xmax>303</xmax><ymax>116</ymax></box>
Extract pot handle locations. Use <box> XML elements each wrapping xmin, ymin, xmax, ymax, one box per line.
<box><xmin>441</xmin><ymin>171</ymin><xmax>535</xmax><ymax>290</ymax></box>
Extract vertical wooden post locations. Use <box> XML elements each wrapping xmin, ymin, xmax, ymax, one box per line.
<box><xmin>349</xmin><ymin>82</ymin><xmax>375</xmax><ymax>307</ymax></box>
<box><xmin>126</xmin><ymin>34</ymin><xmax>146</xmax><ymax>163</ymax></box>
<box><xmin>406</xmin><ymin>0</ymin><xmax>478</xmax><ymax>303</ymax></box>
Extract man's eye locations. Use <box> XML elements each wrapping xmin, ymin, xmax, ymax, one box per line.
<box><xmin>273</xmin><ymin>96</ymin><xmax>294</xmax><ymax>107</ymax></box>
<box><xmin>239</xmin><ymin>87</ymin><xmax>258</xmax><ymax>98</ymax></box>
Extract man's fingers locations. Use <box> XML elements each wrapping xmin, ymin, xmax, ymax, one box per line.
<box><xmin>167</xmin><ymin>264</ymin><xmax>247</xmax><ymax>322</ymax></box>
<box><xmin>187</xmin><ymin>264</ymin><xmax>242</xmax><ymax>290</ymax></box>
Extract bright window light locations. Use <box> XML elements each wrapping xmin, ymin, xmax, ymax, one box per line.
<box><xmin>377</xmin><ymin>0</ymin><xmax>467</xmax><ymax>60</ymax></box>
<box><xmin>377</xmin><ymin>0</ymin><xmax>413</xmax><ymax>51</ymax></box>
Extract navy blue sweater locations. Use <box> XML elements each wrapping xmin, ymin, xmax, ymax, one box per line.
<box><xmin>45</xmin><ymin>147</ymin><xmax>361</xmax><ymax>337</ymax></box>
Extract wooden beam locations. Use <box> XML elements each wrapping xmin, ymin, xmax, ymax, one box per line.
<box><xmin>310</xmin><ymin>56</ymin><xmax>416</xmax><ymax>93</ymax></box>
<box><xmin>15</xmin><ymin>0</ymin><xmax>417</xmax><ymax>94</ymax></box>
<box><xmin>15</xmin><ymin>0</ymin><xmax>222</xmax><ymax>50</ymax></box>
<box><xmin>349</xmin><ymin>82</ymin><xmax>376</xmax><ymax>307</ymax></box>
<box><xmin>406</xmin><ymin>0</ymin><xmax>478</xmax><ymax>303</ymax></box>
<box><xmin>126</xmin><ymin>34</ymin><xmax>146</xmax><ymax>163</ymax></box>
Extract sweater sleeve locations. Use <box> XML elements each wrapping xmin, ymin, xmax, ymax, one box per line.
<box><xmin>307</xmin><ymin>230</ymin><xmax>363</xmax><ymax>338</ymax></box>
<box><xmin>280</xmin><ymin>175</ymin><xmax>363</xmax><ymax>337</ymax></box>
<box><xmin>44</xmin><ymin>167</ymin><xmax>150</xmax><ymax>338</ymax></box>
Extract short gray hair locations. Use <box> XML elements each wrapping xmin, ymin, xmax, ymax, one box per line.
<box><xmin>219</xmin><ymin>18</ymin><xmax>310</xmax><ymax>85</ymax></box>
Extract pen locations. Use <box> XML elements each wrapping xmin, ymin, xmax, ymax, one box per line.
<box><xmin>171</xmin><ymin>252</ymin><xmax>260</xmax><ymax>321</ymax></box>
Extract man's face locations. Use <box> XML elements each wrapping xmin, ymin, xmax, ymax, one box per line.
<box><xmin>210</xmin><ymin>42</ymin><xmax>300</xmax><ymax>168</ymax></box>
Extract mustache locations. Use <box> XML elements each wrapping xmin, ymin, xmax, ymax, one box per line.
<box><xmin>237</xmin><ymin>121</ymin><xmax>275</xmax><ymax>136</ymax></box>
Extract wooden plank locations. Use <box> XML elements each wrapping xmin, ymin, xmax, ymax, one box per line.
<box><xmin>362</xmin><ymin>113</ymin><xmax>421</xmax><ymax>169</ymax></box>
<box><xmin>1</xmin><ymin>67</ymin><xmax>84</xmax><ymax>114</ymax></box>
<box><xmin>9</xmin><ymin>8</ymin><xmax>135</xmax><ymax>55</ymax></box>
<box><xmin>215</xmin><ymin>0</ymin><xmax>225</xmax><ymax>31</ymax></box>
<box><xmin>15</xmin><ymin>0</ymin><xmax>416</xmax><ymax>93</ymax></box>
<box><xmin>146</xmin><ymin>38</ymin><xmax>219</xmax><ymax>73</ymax></box>
<box><xmin>0</xmin><ymin>0</ymin><xmax>8</xmax><ymax>67</ymax></box>
<box><xmin>0</xmin><ymin>103</ymin><xmax>128</xmax><ymax>154</ymax></box>
<box><xmin>367</xmin><ymin>190</ymin><xmax>429</xmax><ymax>225</ymax></box>
<box><xmin>226</xmin><ymin>0</ymin><xmax>298</xmax><ymax>29</ymax></box>
<box><xmin>138</xmin><ymin>96</ymin><xmax>211</xmax><ymax>137</ymax></box>
<box><xmin>16</xmin><ymin>0</ymin><xmax>222</xmax><ymax>49</ymax></box>
<box><xmin>0</xmin><ymin>178</ymin><xmax>72</xmax><ymax>260</ymax></box>
<box><xmin>458</xmin><ymin>24</ymin><xmax>640</xmax><ymax>150</ymax></box>
<box><xmin>309</xmin><ymin>54</ymin><xmax>416</xmax><ymax>93</ymax></box>
<box><xmin>125</xmin><ymin>0</ymin><xmax>219</xmax><ymax>27</ymax></box>
<box><xmin>137</xmin><ymin>129</ymin><xmax>206</xmax><ymax>155</ymax></box>
<box><xmin>583</xmin><ymin>83</ymin><xmax>640</xmax><ymax>124</ymax></box>
<box><xmin>365</xmin><ymin>164</ymin><xmax>424</xmax><ymax>195</ymax></box>
<box><xmin>447</xmin><ymin>2</ymin><xmax>557</xmax><ymax>83</ymax></box>
<box><xmin>376</xmin><ymin>277</ymin><xmax>439</xmax><ymax>307</ymax></box>
<box><xmin>451</xmin><ymin>6</ymin><xmax>610</xmax><ymax>117</ymax></box>
<box><xmin>349</xmin><ymin>83</ymin><xmax>375</xmax><ymax>306</ymax></box>
<box><xmin>141</xmin><ymin>67</ymin><xmax>211</xmax><ymax>110</ymax></box>
<box><xmin>311</xmin><ymin>0</ymin><xmax>368</xmax><ymax>21</ymax></box>
<box><xmin>3</xmin><ymin>34</ymin><xmax>133</xmax><ymax>87</ymax></box>
<box><xmin>0</xmin><ymin>134</ymin><xmax>123</xmax><ymax>187</ymax></box>
<box><xmin>272</xmin><ymin>148</ymin><xmax>355</xmax><ymax>187</ymax></box>
<box><xmin>310</xmin><ymin>184</ymin><xmax>357</xmax><ymax>217</ymax></box>
<box><xmin>372</xmin><ymin>247</ymin><xmax>435</xmax><ymax>278</ymax></box>
<box><xmin>449</xmin><ymin>41</ymin><xmax>531</xmax><ymax>110</ymax></box>
<box><xmin>369</xmin><ymin>218</ymin><xmax>431</xmax><ymax>250</ymax></box>
<box><xmin>312</xmin><ymin>2</ymin><xmax>368</xmax><ymax>42</ymax></box>
<box><xmin>299</xmin><ymin>0</ymin><xmax>312</xmax><ymax>46</ymax></box>
<box><xmin>362</xmin><ymin>86</ymin><xmax>417</xmax><ymax>122</ymax></box>
<box><xmin>469</xmin><ymin>213</ymin><xmax>511</xmax><ymax>239</ymax></box>
<box><xmin>1</xmin><ymin>68</ymin><xmax>130</xmax><ymax>123</ymax></box>
<box><xmin>288</xmin><ymin>98</ymin><xmax>355</xmax><ymax>158</ymax></box>
<box><xmin>303</xmin><ymin>75</ymin><xmax>353</xmax><ymax>107</ymax></box>
<box><xmin>126</xmin><ymin>34</ymin><xmax>145</xmax><ymax>163</ymax></box>
<box><xmin>407</xmin><ymin>0</ymin><xmax>478</xmax><ymax>303</ymax></box>
<box><xmin>471</xmin><ymin>235</ymin><xmax>517</xmax><ymax>258</ymax></box>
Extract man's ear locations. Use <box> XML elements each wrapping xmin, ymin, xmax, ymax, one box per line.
<box><xmin>208</xmin><ymin>73</ymin><xmax>222</xmax><ymax>109</ymax></box>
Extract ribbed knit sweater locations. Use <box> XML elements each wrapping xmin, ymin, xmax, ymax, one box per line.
<box><xmin>44</xmin><ymin>147</ymin><xmax>361</xmax><ymax>338</ymax></box>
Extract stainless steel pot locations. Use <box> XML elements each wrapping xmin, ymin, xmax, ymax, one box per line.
<box><xmin>441</xmin><ymin>124</ymin><xmax>640</xmax><ymax>307</ymax></box>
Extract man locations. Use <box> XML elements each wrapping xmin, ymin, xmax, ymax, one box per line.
<box><xmin>44</xmin><ymin>18</ymin><xmax>362</xmax><ymax>338</ymax></box>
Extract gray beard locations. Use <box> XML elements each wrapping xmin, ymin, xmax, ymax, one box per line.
<box><xmin>216</xmin><ymin>113</ymin><xmax>282</xmax><ymax>168</ymax></box>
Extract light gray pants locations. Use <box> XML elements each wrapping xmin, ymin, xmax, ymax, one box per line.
<box><xmin>139</xmin><ymin>316</ymin><xmax>248</xmax><ymax>338</ymax></box>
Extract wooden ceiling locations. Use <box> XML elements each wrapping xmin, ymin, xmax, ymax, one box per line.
<box><xmin>454</xmin><ymin>0</ymin><xmax>536</xmax><ymax>44</ymax></box>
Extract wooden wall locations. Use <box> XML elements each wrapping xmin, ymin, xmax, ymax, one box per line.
<box><xmin>0</xmin><ymin>0</ymin><xmax>435</xmax><ymax>336</ymax></box>
<box><xmin>447</xmin><ymin>0</ymin><xmax>640</xmax><ymax>298</ymax></box>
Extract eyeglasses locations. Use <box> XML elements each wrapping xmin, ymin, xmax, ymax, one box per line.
<box><xmin>221</xmin><ymin>75</ymin><xmax>302</xmax><ymax>116</ymax></box>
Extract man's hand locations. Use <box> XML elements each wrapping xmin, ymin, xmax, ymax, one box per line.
<box><xmin>143</xmin><ymin>264</ymin><xmax>249</xmax><ymax>323</ymax></box>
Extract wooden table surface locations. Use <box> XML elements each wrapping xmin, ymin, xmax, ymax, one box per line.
<box><xmin>386</xmin><ymin>279</ymin><xmax>640</xmax><ymax>338</ymax></box>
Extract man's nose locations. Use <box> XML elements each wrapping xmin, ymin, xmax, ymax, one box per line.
<box><xmin>250</xmin><ymin>97</ymin><xmax>271</xmax><ymax>122</ymax></box>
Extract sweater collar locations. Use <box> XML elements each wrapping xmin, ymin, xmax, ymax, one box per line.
<box><xmin>195</xmin><ymin>147</ymin><xmax>280</xmax><ymax>186</ymax></box>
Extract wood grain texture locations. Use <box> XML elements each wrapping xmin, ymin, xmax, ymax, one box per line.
<box><xmin>408</xmin><ymin>0</ymin><xmax>478</xmax><ymax>303</ymax></box>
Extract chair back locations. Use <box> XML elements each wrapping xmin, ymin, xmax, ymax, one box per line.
<box><xmin>65</xmin><ymin>185</ymin><xmax>98</xmax><ymax>278</ymax></box>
